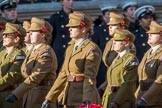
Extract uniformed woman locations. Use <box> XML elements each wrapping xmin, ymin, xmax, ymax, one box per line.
<box><xmin>42</xmin><ymin>11</ymin><xmax>102</xmax><ymax>108</ymax></box>
<box><xmin>98</xmin><ymin>12</ymin><xmax>136</xmax><ymax>97</ymax></box>
<box><xmin>5</xmin><ymin>17</ymin><xmax>58</xmax><ymax>108</ymax></box>
<box><xmin>135</xmin><ymin>21</ymin><xmax>162</xmax><ymax>108</ymax></box>
<box><xmin>22</xmin><ymin>21</ymin><xmax>33</xmax><ymax>54</ymax></box>
<box><xmin>0</xmin><ymin>23</ymin><xmax>26</xmax><ymax>108</ymax></box>
<box><xmin>102</xmin><ymin>29</ymin><xmax>138</xmax><ymax>108</ymax></box>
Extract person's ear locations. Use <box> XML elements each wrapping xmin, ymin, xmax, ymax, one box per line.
<box><xmin>14</xmin><ymin>37</ymin><xmax>20</xmax><ymax>43</ymax></box>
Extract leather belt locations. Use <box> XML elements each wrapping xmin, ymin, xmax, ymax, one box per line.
<box><xmin>67</xmin><ymin>75</ymin><xmax>84</xmax><ymax>82</ymax></box>
<box><xmin>108</xmin><ymin>85</ymin><xmax>120</xmax><ymax>92</ymax></box>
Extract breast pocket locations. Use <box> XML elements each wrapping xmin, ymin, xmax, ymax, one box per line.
<box><xmin>145</xmin><ymin>59</ymin><xmax>158</xmax><ymax>79</ymax></box>
<box><xmin>1</xmin><ymin>62</ymin><xmax>12</xmax><ymax>76</ymax></box>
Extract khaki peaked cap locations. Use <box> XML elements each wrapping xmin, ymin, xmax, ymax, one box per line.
<box><xmin>3</xmin><ymin>22</ymin><xmax>26</xmax><ymax>37</ymax></box>
<box><xmin>66</xmin><ymin>11</ymin><xmax>93</xmax><ymax>28</ymax></box>
<box><xmin>107</xmin><ymin>12</ymin><xmax>124</xmax><ymax>25</ymax></box>
<box><xmin>147</xmin><ymin>21</ymin><xmax>162</xmax><ymax>34</ymax></box>
<box><xmin>29</xmin><ymin>17</ymin><xmax>53</xmax><ymax>33</ymax></box>
<box><xmin>113</xmin><ymin>29</ymin><xmax>135</xmax><ymax>42</ymax></box>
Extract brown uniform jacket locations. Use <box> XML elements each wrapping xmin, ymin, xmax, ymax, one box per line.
<box><xmin>135</xmin><ymin>45</ymin><xmax>162</xmax><ymax>107</ymax></box>
<box><xmin>102</xmin><ymin>52</ymin><xmax>138</xmax><ymax>108</ymax></box>
<box><xmin>46</xmin><ymin>39</ymin><xmax>102</xmax><ymax>106</ymax></box>
<box><xmin>0</xmin><ymin>48</ymin><xmax>25</xmax><ymax>108</ymax></box>
<box><xmin>12</xmin><ymin>43</ymin><xmax>57</xmax><ymax>108</ymax></box>
<box><xmin>100</xmin><ymin>39</ymin><xmax>136</xmax><ymax>91</ymax></box>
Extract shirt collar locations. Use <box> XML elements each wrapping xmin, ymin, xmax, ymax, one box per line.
<box><xmin>74</xmin><ymin>38</ymin><xmax>86</xmax><ymax>47</ymax></box>
<box><xmin>151</xmin><ymin>44</ymin><xmax>161</xmax><ymax>53</ymax></box>
<box><xmin>33</xmin><ymin>43</ymin><xmax>44</xmax><ymax>51</ymax></box>
<box><xmin>118</xmin><ymin>49</ymin><xmax>128</xmax><ymax>57</ymax></box>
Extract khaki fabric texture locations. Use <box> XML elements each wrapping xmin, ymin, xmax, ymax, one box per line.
<box><xmin>107</xmin><ymin>12</ymin><xmax>124</xmax><ymax>25</ymax></box>
<box><xmin>29</xmin><ymin>17</ymin><xmax>53</xmax><ymax>33</ymax></box>
<box><xmin>3</xmin><ymin>22</ymin><xmax>26</xmax><ymax>37</ymax></box>
<box><xmin>29</xmin><ymin>17</ymin><xmax>45</xmax><ymax>31</ymax></box>
<box><xmin>147</xmin><ymin>21</ymin><xmax>162</xmax><ymax>34</ymax></box>
<box><xmin>66</xmin><ymin>11</ymin><xmax>92</xmax><ymax>28</ymax></box>
<box><xmin>113</xmin><ymin>29</ymin><xmax>135</xmax><ymax>42</ymax></box>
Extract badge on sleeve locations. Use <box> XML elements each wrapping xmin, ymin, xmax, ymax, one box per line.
<box><xmin>41</xmin><ymin>52</ymin><xmax>51</xmax><ymax>57</ymax></box>
<box><xmin>129</xmin><ymin>60</ymin><xmax>139</xmax><ymax>66</ymax></box>
<box><xmin>15</xmin><ymin>55</ymin><xmax>26</xmax><ymax>60</ymax></box>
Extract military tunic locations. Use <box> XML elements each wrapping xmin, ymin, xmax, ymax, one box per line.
<box><xmin>0</xmin><ymin>48</ymin><xmax>25</xmax><ymax>108</ymax></box>
<box><xmin>102</xmin><ymin>51</ymin><xmax>138</xmax><ymax>108</ymax></box>
<box><xmin>49</xmin><ymin>9</ymin><xmax>72</xmax><ymax>74</ymax></box>
<box><xmin>91</xmin><ymin>21</ymin><xmax>111</xmax><ymax>87</ymax></box>
<box><xmin>12</xmin><ymin>43</ymin><xmax>58</xmax><ymax>108</ymax></box>
<box><xmin>135</xmin><ymin>45</ymin><xmax>162</xmax><ymax>108</ymax></box>
<box><xmin>46</xmin><ymin>39</ymin><xmax>102</xmax><ymax>106</ymax></box>
<box><xmin>100</xmin><ymin>39</ymin><xmax>136</xmax><ymax>90</ymax></box>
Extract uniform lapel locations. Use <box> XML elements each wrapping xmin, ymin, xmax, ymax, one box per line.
<box><xmin>66</xmin><ymin>40</ymin><xmax>75</xmax><ymax>59</ymax></box>
<box><xmin>147</xmin><ymin>46</ymin><xmax>162</xmax><ymax>61</ymax></box>
<box><xmin>71</xmin><ymin>39</ymin><xmax>90</xmax><ymax>57</ymax></box>
<box><xmin>111</xmin><ymin>57</ymin><xmax>123</xmax><ymax>69</ymax></box>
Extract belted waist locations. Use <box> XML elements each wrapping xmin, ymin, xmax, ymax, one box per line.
<box><xmin>67</xmin><ymin>75</ymin><xmax>84</xmax><ymax>82</ymax></box>
<box><xmin>39</xmin><ymin>80</ymin><xmax>54</xmax><ymax>86</ymax></box>
<box><xmin>108</xmin><ymin>85</ymin><xmax>120</xmax><ymax>92</ymax></box>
